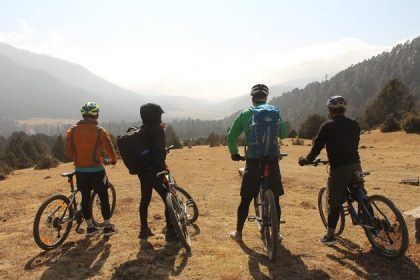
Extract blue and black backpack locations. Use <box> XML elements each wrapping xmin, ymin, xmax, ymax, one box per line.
<box><xmin>247</xmin><ymin>104</ymin><xmax>280</xmax><ymax>159</ymax></box>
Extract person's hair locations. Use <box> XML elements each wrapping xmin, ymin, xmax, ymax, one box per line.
<box><xmin>328</xmin><ymin>106</ymin><xmax>345</xmax><ymax>115</ymax></box>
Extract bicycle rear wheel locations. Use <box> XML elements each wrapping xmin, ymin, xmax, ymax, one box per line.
<box><xmin>91</xmin><ymin>182</ymin><xmax>116</xmax><ymax>227</ymax></box>
<box><xmin>363</xmin><ymin>195</ymin><xmax>409</xmax><ymax>258</ymax></box>
<box><xmin>263</xmin><ymin>189</ymin><xmax>278</xmax><ymax>262</ymax></box>
<box><xmin>174</xmin><ymin>185</ymin><xmax>199</xmax><ymax>223</ymax></box>
<box><xmin>254</xmin><ymin>195</ymin><xmax>262</xmax><ymax>232</ymax></box>
<box><xmin>166</xmin><ymin>192</ymin><xmax>191</xmax><ymax>252</ymax></box>
<box><xmin>33</xmin><ymin>194</ymin><xmax>74</xmax><ymax>250</ymax></box>
<box><xmin>318</xmin><ymin>187</ymin><xmax>345</xmax><ymax>236</ymax></box>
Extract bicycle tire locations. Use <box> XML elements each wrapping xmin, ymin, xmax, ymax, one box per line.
<box><xmin>363</xmin><ymin>195</ymin><xmax>409</xmax><ymax>258</ymax></box>
<box><xmin>318</xmin><ymin>187</ymin><xmax>345</xmax><ymax>236</ymax></box>
<box><xmin>166</xmin><ymin>192</ymin><xmax>191</xmax><ymax>252</ymax></box>
<box><xmin>263</xmin><ymin>189</ymin><xmax>278</xmax><ymax>262</ymax></box>
<box><xmin>174</xmin><ymin>185</ymin><xmax>199</xmax><ymax>223</ymax></box>
<box><xmin>33</xmin><ymin>194</ymin><xmax>74</xmax><ymax>251</ymax></box>
<box><xmin>91</xmin><ymin>182</ymin><xmax>117</xmax><ymax>227</ymax></box>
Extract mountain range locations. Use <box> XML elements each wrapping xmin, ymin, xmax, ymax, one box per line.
<box><xmin>0</xmin><ymin>43</ymin><xmax>311</xmax><ymax>123</ymax></box>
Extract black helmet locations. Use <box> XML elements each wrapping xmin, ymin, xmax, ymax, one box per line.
<box><xmin>140</xmin><ymin>103</ymin><xmax>164</xmax><ymax>125</ymax></box>
<box><xmin>250</xmin><ymin>84</ymin><xmax>269</xmax><ymax>97</ymax></box>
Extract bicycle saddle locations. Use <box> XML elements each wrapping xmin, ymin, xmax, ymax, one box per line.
<box><xmin>61</xmin><ymin>171</ymin><xmax>76</xmax><ymax>178</ymax></box>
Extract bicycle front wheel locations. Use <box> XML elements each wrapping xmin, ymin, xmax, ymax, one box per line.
<box><xmin>166</xmin><ymin>192</ymin><xmax>191</xmax><ymax>252</ymax></box>
<box><xmin>33</xmin><ymin>194</ymin><xmax>74</xmax><ymax>250</ymax></box>
<box><xmin>363</xmin><ymin>195</ymin><xmax>409</xmax><ymax>258</ymax></box>
<box><xmin>318</xmin><ymin>187</ymin><xmax>345</xmax><ymax>236</ymax></box>
<box><xmin>91</xmin><ymin>182</ymin><xmax>116</xmax><ymax>227</ymax></box>
<box><xmin>263</xmin><ymin>189</ymin><xmax>278</xmax><ymax>262</ymax></box>
<box><xmin>174</xmin><ymin>185</ymin><xmax>199</xmax><ymax>223</ymax></box>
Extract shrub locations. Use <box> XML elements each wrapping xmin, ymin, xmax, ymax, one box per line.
<box><xmin>380</xmin><ymin>114</ymin><xmax>401</xmax><ymax>132</ymax></box>
<box><xmin>0</xmin><ymin>163</ymin><xmax>12</xmax><ymax>181</ymax></box>
<box><xmin>298</xmin><ymin>114</ymin><xmax>326</xmax><ymax>139</ymax></box>
<box><xmin>292</xmin><ymin>137</ymin><xmax>304</xmax><ymax>146</ymax></box>
<box><xmin>288</xmin><ymin>129</ymin><xmax>297</xmax><ymax>138</ymax></box>
<box><xmin>35</xmin><ymin>156</ymin><xmax>59</xmax><ymax>170</ymax></box>
<box><xmin>401</xmin><ymin>112</ymin><xmax>420</xmax><ymax>133</ymax></box>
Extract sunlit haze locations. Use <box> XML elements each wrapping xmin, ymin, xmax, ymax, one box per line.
<box><xmin>1</xmin><ymin>0</ymin><xmax>419</xmax><ymax>99</ymax></box>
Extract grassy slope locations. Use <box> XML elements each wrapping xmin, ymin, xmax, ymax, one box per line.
<box><xmin>0</xmin><ymin>130</ymin><xmax>419</xmax><ymax>279</ymax></box>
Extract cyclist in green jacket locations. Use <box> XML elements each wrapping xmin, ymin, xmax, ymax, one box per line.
<box><xmin>228</xmin><ymin>84</ymin><xmax>288</xmax><ymax>241</ymax></box>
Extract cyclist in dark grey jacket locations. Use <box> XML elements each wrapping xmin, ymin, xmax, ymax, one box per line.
<box><xmin>299</xmin><ymin>96</ymin><xmax>362</xmax><ymax>245</ymax></box>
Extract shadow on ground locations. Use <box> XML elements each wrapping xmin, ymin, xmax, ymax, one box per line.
<box><xmin>238</xmin><ymin>241</ymin><xmax>330</xmax><ymax>279</ymax></box>
<box><xmin>25</xmin><ymin>236</ymin><xmax>110</xmax><ymax>280</ymax></box>
<box><xmin>327</xmin><ymin>237</ymin><xmax>420</xmax><ymax>280</ymax></box>
<box><xmin>111</xmin><ymin>240</ymin><xmax>190</xmax><ymax>280</ymax></box>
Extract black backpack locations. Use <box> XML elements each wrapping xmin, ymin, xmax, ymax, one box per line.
<box><xmin>117</xmin><ymin>126</ymin><xmax>152</xmax><ymax>174</ymax></box>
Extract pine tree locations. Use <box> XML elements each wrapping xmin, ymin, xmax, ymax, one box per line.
<box><xmin>165</xmin><ymin>125</ymin><xmax>183</xmax><ymax>149</ymax></box>
<box><xmin>52</xmin><ymin>135</ymin><xmax>67</xmax><ymax>162</ymax></box>
<box><xmin>363</xmin><ymin>79</ymin><xmax>415</xmax><ymax>128</ymax></box>
<box><xmin>298</xmin><ymin>114</ymin><xmax>326</xmax><ymax>139</ymax></box>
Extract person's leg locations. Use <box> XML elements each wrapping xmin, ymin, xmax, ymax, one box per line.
<box><xmin>152</xmin><ymin>180</ymin><xmax>171</xmax><ymax>230</ymax></box>
<box><xmin>76</xmin><ymin>172</ymin><xmax>96</xmax><ymax>235</ymax></box>
<box><xmin>138</xmin><ymin>174</ymin><xmax>153</xmax><ymax>230</ymax></box>
<box><xmin>92</xmin><ymin>171</ymin><xmax>118</xmax><ymax>236</ymax></box>
<box><xmin>230</xmin><ymin>159</ymin><xmax>260</xmax><ymax>241</ymax></box>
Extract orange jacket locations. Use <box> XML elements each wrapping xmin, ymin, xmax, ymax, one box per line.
<box><xmin>65</xmin><ymin>119</ymin><xmax>117</xmax><ymax>168</ymax></box>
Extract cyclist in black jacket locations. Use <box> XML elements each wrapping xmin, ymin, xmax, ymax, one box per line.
<box><xmin>137</xmin><ymin>103</ymin><xmax>177</xmax><ymax>242</ymax></box>
<box><xmin>299</xmin><ymin>96</ymin><xmax>362</xmax><ymax>245</ymax></box>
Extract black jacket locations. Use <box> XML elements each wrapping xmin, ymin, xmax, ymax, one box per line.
<box><xmin>142</xmin><ymin>124</ymin><xmax>166</xmax><ymax>173</ymax></box>
<box><xmin>306</xmin><ymin>115</ymin><xmax>360</xmax><ymax>169</ymax></box>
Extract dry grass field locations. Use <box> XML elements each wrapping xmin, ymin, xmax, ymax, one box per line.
<box><xmin>0</xmin><ymin>130</ymin><xmax>419</xmax><ymax>279</ymax></box>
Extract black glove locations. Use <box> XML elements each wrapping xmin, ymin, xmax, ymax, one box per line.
<box><xmin>298</xmin><ymin>156</ymin><xmax>310</xmax><ymax>166</ymax></box>
<box><xmin>231</xmin><ymin>154</ymin><xmax>243</xmax><ymax>161</ymax></box>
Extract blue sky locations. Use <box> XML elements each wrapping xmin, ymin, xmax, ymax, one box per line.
<box><xmin>1</xmin><ymin>0</ymin><xmax>419</xmax><ymax>99</ymax></box>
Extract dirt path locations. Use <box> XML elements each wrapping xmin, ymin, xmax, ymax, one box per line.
<box><xmin>0</xmin><ymin>130</ymin><xmax>419</xmax><ymax>279</ymax></box>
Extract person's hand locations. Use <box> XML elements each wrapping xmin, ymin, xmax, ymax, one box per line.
<box><xmin>231</xmin><ymin>154</ymin><xmax>243</xmax><ymax>161</ymax></box>
<box><xmin>298</xmin><ymin>156</ymin><xmax>310</xmax><ymax>166</ymax></box>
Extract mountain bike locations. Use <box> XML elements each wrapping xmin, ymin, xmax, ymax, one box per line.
<box><xmin>306</xmin><ymin>159</ymin><xmax>409</xmax><ymax>258</ymax></box>
<box><xmin>159</xmin><ymin>145</ymin><xmax>199</xmax><ymax>252</ymax></box>
<box><xmin>33</xmin><ymin>171</ymin><xmax>116</xmax><ymax>251</ymax></box>
<box><xmin>241</xmin><ymin>153</ymin><xmax>286</xmax><ymax>262</ymax></box>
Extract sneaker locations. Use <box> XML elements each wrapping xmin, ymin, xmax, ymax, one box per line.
<box><xmin>229</xmin><ymin>230</ymin><xmax>242</xmax><ymax>242</ymax></box>
<box><xmin>139</xmin><ymin>227</ymin><xmax>154</xmax><ymax>239</ymax></box>
<box><xmin>165</xmin><ymin>228</ymin><xmax>178</xmax><ymax>242</ymax></box>
<box><xmin>320</xmin><ymin>234</ymin><xmax>337</xmax><ymax>245</ymax></box>
<box><xmin>103</xmin><ymin>224</ymin><xmax>119</xmax><ymax>237</ymax></box>
<box><xmin>86</xmin><ymin>226</ymin><xmax>99</xmax><ymax>236</ymax></box>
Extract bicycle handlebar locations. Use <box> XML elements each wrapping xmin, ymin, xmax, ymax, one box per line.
<box><xmin>165</xmin><ymin>145</ymin><xmax>175</xmax><ymax>154</ymax></box>
<box><xmin>307</xmin><ymin>158</ymin><xmax>329</xmax><ymax>166</ymax></box>
<box><xmin>238</xmin><ymin>153</ymin><xmax>288</xmax><ymax>161</ymax></box>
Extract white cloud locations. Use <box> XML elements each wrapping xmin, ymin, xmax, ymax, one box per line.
<box><xmin>0</xmin><ymin>19</ymin><xmax>393</xmax><ymax>99</ymax></box>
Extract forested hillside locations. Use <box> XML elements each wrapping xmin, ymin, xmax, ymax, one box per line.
<box><xmin>271</xmin><ymin>38</ymin><xmax>420</xmax><ymax>127</ymax></box>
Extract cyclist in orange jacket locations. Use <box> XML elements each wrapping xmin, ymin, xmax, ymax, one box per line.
<box><xmin>65</xmin><ymin>101</ymin><xmax>118</xmax><ymax>237</ymax></box>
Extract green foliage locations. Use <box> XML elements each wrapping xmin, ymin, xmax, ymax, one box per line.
<box><xmin>298</xmin><ymin>114</ymin><xmax>326</xmax><ymax>139</ymax></box>
<box><xmin>34</xmin><ymin>156</ymin><xmax>59</xmax><ymax>170</ymax></box>
<box><xmin>165</xmin><ymin>125</ymin><xmax>183</xmax><ymax>149</ymax></box>
<box><xmin>288</xmin><ymin>129</ymin><xmax>297</xmax><ymax>138</ymax></box>
<box><xmin>380</xmin><ymin>114</ymin><xmax>401</xmax><ymax>132</ymax></box>
<box><xmin>51</xmin><ymin>135</ymin><xmax>71</xmax><ymax>162</ymax></box>
<box><xmin>363</xmin><ymin>79</ymin><xmax>415</xmax><ymax>128</ymax></box>
<box><xmin>401</xmin><ymin>112</ymin><xmax>420</xmax><ymax>133</ymax></box>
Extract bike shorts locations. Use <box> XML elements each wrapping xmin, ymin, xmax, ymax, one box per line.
<box><xmin>240</xmin><ymin>158</ymin><xmax>284</xmax><ymax>198</ymax></box>
<box><xmin>327</xmin><ymin>163</ymin><xmax>362</xmax><ymax>207</ymax></box>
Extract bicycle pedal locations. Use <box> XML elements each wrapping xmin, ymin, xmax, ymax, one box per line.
<box><xmin>248</xmin><ymin>216</ymin><xmax>256</xmax><ymax>222</ymax></box>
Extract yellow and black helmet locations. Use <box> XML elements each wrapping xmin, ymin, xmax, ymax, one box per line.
<box><xmin>81</xmin><ymin>101</ymin><xmax>100</xmax><ymax>116</ymax></box>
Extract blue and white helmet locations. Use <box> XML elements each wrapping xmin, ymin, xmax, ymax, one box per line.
<box><xmin>327</xmin><ymin>96</ymin><xmax>346</xmax><ymax>109</ymax></box>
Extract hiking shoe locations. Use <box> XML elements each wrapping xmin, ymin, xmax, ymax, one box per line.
<box><xmin>320</xmin><ymin>234</ymin><xmax>337</xmax><ymax>245</ymax></box>
<box><xmin>165</xmin><ymin>228</ymin><xmax>178</xmax><ymax>242</ymax></box>
<box><xmin>229</xmin><ymin>230</ymin><xmax>242</xmax><ymax>242</ymax></box>
<box><xmin>103</xmin><ymin>224</ymin><xmax>119</xmax><ymax>237</ymax></box>
<box><xmin>86</xmin><ymin>226</ymin><xmax>99</xmax><ymax>236</ymax></box>
<box><xmin>139</xmin><ymin>227</ymin><xmax>154</xmax><ymax>239</ymax></box>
